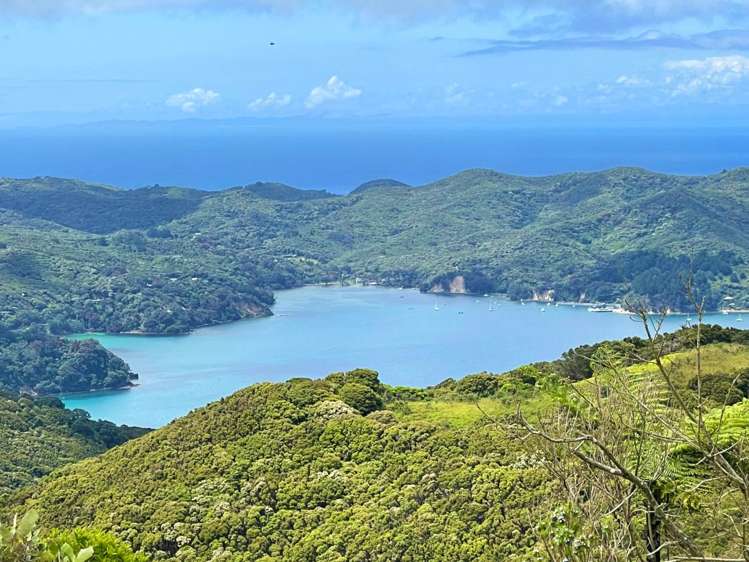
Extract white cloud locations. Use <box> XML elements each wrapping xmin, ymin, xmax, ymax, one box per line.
<box><xmin>664</xmin><ymin>54</ymin><xmax>749</xmax><ymax>95</ymax></box>
<box><xmin>444</xmin><ymin>83</ymin><xmax>468</xmax><ymax>105</ymax></box>
<box><xmin>166</xmin><ymin>87</ymin><xmax>220</xmax><ymax>113</ymax></box>
<box><xmin>248</xmin><ymin>91</ymin><xmax>292</xmax><ymax>111</ymax></box>
<box><xmin>552</xmin><ymin>94</ymin><xmax>569</xmax><ymax>106</ymax></box>
<box><xmin>305</xmin><ymin>75</ymin><xmax>362</xmax><ymax>109</ymax></box>
<box><xmin>615</xmin><ymin>74</ymin><xmax>650</xmax><ymax>86</ymax></box>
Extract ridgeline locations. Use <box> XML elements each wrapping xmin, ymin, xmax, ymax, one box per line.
<box><xmin>0</xmin><ymin>168</ymin><xmax>747</xmax><ymax>394</ymax></box>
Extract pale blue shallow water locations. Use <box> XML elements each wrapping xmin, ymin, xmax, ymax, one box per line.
<box><xmin>63</xmin><ymin>286</ymin><xmax>746</xmax><ymax>427</ymax></box>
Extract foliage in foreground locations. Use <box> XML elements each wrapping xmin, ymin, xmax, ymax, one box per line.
<box><xmin>0</xmin><ymin>510</ymin><xmax>146</xmax><ymax>562</ymax></box>
<box><xmin>519</xmin><ymin>309</ymin><xmax>749</xmax><ymax>561</ymax></box>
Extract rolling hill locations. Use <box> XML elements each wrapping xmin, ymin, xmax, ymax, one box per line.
<box><xmin>11</xmin><ymin>329</ymin><xmax>749</xmax><ymax>561</ymax></box>
<box><xmin>0</xmin><ymin>167</ymin><xmax>747</xmax><ymax>393</ymax></box>
<box><xmin>0</xmin><ymin>392</ymin><xmax>148</xmax><ymax>502</ymax></box>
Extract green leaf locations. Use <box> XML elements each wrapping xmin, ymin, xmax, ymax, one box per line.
<box><xmin>17</xmin><ymin>510</ymin><xmax>39</xmax><ymax>538</ymax></box>
<box><xmin>76</xmin><ymin>546</ymin><xmax>95</xmax><ymax>562</ymax></box>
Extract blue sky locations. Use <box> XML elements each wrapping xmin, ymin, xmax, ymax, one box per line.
<box><xmin>2</xmin><ymin>0</ymin><xmax>749</xmax><ymax>127</ymax></box>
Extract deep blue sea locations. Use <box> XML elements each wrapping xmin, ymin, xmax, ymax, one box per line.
<box><xmin>64</xmin><ymin>286</ymin><xmax>746</xmax><ymax>428</ymax></box>
<box><xmin>1</xmin><ymin>121</ymin><xmax>747</xmax><ymax>192</ymax></box>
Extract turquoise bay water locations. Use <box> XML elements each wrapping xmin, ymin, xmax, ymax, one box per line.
<box><xmin>63</xmin><ymin>286</ymin><xmax>746</xmax><ymax>427</ymax></box>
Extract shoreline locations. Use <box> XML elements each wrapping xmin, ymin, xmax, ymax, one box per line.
<box><xmin>59</xmin><ymin>286</ymin><xmax>748</xmax><ymax>427</ymax></box>
<box><xmin>69</xmin><ymin>283</ymin><xmax>747</xmax><ymax>341</ymax></box>
<box><xmin>311</xmin><ymin>282</ymin><xmax>747</xmax><ymax>316</ymax></box>
<box><xmin>55</xmin><ymin>382</ymin><xmax>139</xmax><ymax>400</ymax></box>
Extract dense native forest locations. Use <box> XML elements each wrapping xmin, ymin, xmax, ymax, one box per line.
<box><xmin>0</xmin><ymin>393</ymin><xmax>148</xmax><ymax>503</ymax></box>
<box><xmin>0</xmin><ymin>168</ymin><xmax>747</xmax><ymax>394</ymax></box>
<box><xmin>3</xmin><ymin>324</ymin><xmax>749</xmax><ymax>561</ymax></box>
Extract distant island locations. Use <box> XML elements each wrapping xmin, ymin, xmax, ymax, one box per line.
<box><xmin>0</xmin><ymin>167</ymin><xmax>747</xmax><ymax>394</ymax></box>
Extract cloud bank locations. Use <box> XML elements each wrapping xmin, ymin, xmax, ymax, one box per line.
<box><xmin>665</xmin><ymin>54</ymin><xmax>749</xmax><ymax>95</ymax></box>
<box><xmin>464</xmin><ymin>29</ymin><xmax>749</xmax><ymax>56</ymax></box>
<box><xmin>4</xmin><ymin>0</ymin><xmax>749</xmax><ymax>32</ymax></box>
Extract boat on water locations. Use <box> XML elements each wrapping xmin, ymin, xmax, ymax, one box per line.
<box><xmin>587</xmin><ymin>305</ymin><xmax>617</xmax><ymax>313</ymax></box>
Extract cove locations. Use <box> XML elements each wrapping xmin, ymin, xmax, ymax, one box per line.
<box><xmin>63</xmin><ymin>286</ymin><xmax>746</xmax><ymax>428</ymax></box>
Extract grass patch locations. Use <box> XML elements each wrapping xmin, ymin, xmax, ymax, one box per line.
<box><xmin>626</xmin><ymin>343</ymin><xmax>749</xmax><ymax>387</ymax></box>
<box><xmin>399</xmin><ymin>395</ymin><xmax>552</xmax><ymax>428</ymax></box>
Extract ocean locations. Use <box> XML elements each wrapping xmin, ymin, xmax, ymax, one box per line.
<box><xmin>1</xmin><ymin>120</ymin><xmax>747</xmax><ymax>192</ymax></box>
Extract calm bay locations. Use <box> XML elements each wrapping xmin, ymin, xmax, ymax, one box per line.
<box><xmin>63</xmin><ymin>286</ymin><xmax>746</xmax><ymax>427</ymax></box>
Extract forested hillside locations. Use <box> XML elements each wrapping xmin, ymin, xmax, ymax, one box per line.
<box><xmin>0</xmin><ymin>392</ymin><xmax>148</xmax><ymax>502</ymax></box>
<box><xmin>1</xmin><ymin>168</ymin><xmax>747</xmax><ymax>393</ymax></box>
<box><xmin>0</xmin><ymin>332</ymin><xmax>137</xmax><ymax>394</ymax></box>
<box><xmin>12</xmin><ymin>368</ymin><xmax>554</xmax><ymax>561</ymax></box>
<box><xmin>10</xmin><ymin>325</ymin><xmax>749</xmax><ymax>561</ymax></box>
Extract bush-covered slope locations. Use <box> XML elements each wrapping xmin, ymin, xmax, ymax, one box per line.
<box><xmin>0</xmin><ymin>393</ymin><xmax>148</xmax><ymax>502</ymax></box>
<box><xmin>289</xmin><ymin>167</ymin><xmax>749</xmax><ymax>308</ymax></box>
<box><xmin>14</xmin><ymin>333</ymin><xmax>749</xmax><ymax>561</ymax></box>
<box><xmin>235</xmin><ymin>182</ymin><xmax>335</xmax><ymax>202</ymax></box>
<box><xmin>155</xmin><ymin>166</ymin><xmax>749</xmax><ymax>309</ymax></box>
<box><xmin>0</xmin><ymin>177</ymin><xmax>206</xmax><ymax>234</ymax></box>
<box><xmin>0</xmin><ymin>332</ymin><xmax>137</xmax><ymax>394</ymax></box>
<box><xmin>16</xmin><ymin>369</ymin><xmax>552</xmax><ymax>561</ymax></box>
<box><xmin>2</xmin><ymin>167</ymin><xmax>748</xmax><ymax>322</ymax></box>
<box><xmin>10</xmin><ymin>327</ymin><xmax>749</xmax><ymax>561</ymax></box>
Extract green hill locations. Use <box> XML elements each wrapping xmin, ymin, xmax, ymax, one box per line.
<box><xmin>236</xmin><ymin>182</ymin><xmax>335</xmax><ymax>202</ymax></box>
<box><xmin>349</xmin><ymin>178</ymin><xmax>410</xmax><ymax>194</ymax></box>
<box><xmin>3</xmin><ymin>167</ymin><xmax>747</xmax><ymax>314</ymax></box>
<box><xmin>0</xmin><ymin>392</ymin><xmax>148</xmax><ymax>502</ymax></box>
<box><xmin>14</xmin><ymin>369</ymin><xmax>553</xmax><ymax>561</ymax></box>
<box><xmin>0</xmin><ymin>332</ymin><xmax>138</xmax><ymax>394</ymax></box>
<box><xmin>0</xmin><ymin>177</ymin><xmax>205</xmax><ymax>234</ymax></box>
<box><xmin>0</xmin><ymin>167</ymin><xmax>747</xmax><ymax>393</ymax></box>
<box><xmin>302</xmin><ymin>167</ymin><xmax>748</xmax><ymax>307</ymax></box>
<box><xmin>12</xmin><ymin>333</ymin><xmax>749</xmax><ymax>561</ymax></box>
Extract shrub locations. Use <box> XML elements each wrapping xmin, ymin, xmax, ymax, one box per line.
<box><xmin>0</xmin><ymin>512</ymin><xmax>146</xmax><ymax>562</ymax></box>
<box><xmin>326</xmin><ymin>369</ymin><xmax>382</xmax><ymax>393</ymax></box>
<box><xmin>688</xmin><ymin>370</ymin><xmax>749</xmax><ymax>406</ymax></box>
<box><xmin>0</xmin><ymin>511</ymin><xmax>42</xmax><ymax>562</ymax></box>
<box><xmin>337</xmin><ymin>383</ymin><xmax>383</xmax><ymax>415</ymax></box>
<box><xmin>46</xmin><ymin>529</ymin><xmax>147</xmax><ymax>562</ymax></box>
<box><xmin>455</xmin><ymin>372</ymin><xmax>502</xmax><ymax>398</ymax></box>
